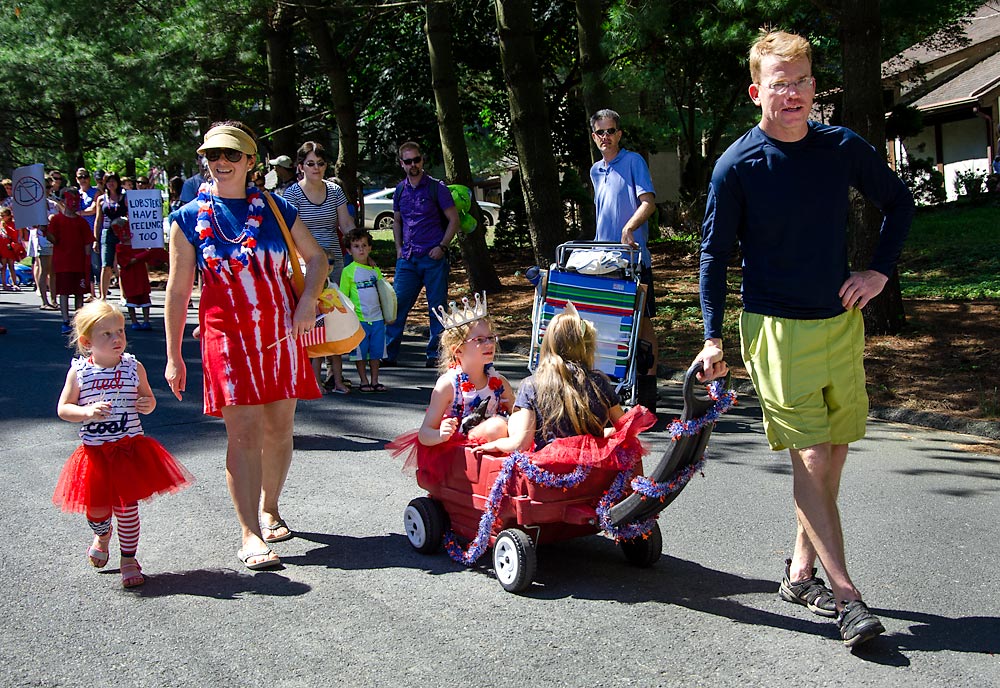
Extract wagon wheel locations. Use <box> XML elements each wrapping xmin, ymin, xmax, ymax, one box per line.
<box><xmin>619</xmin><ymin>521</ymin><xmax>663</xmax><ymax>567</ymax></box>
<box><xmin>493</xmin><ymin>528</ymin><xmax>536</xmax><ymax>593</ymax></box>
<box><xmin>403</xmin><ymin>497</ymin><xmax>446</xmax><ymax>554</ymax></box>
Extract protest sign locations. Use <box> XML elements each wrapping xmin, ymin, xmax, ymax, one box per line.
<box><xmin>126</xmin><ymin>189</ymin><xmax>164</xmax><ymax>249</ymax></box>
<box><xmin>11</xmin><ymin>164</ymin><xmax>48</xmax><ymax>229</ymax></box>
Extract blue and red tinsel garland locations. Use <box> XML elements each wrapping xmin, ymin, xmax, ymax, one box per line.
<box><xmin>442</xmin><ymin>381</ymin><xmax>736</xmax><ymax>565</ymax></box>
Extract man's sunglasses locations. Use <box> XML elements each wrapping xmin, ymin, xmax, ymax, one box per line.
<box><xmin>593</xmin><ymin>127</ymin><xmax>619</xmax><ymax>137</ymax></box>
<box><xmin>401</xmin><ymin>156</ymin><xmax>422</xmax><ymax>165</ymax></box>
<box><xmin>204</xmin><ymin>148</ymin><xmax>245</xmax><ymax>163</ymax></box>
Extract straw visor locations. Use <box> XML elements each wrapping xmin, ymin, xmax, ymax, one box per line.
<box><xmin>197</xmin><ymin>125</ymin><xmax>257</xmax><ymax>156</ymax></box>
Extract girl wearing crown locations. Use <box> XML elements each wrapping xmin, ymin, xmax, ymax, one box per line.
<box><xmin>388</xmin><ymin>293</ymin><xmax>514</xmax><ymax>485</ymax></box>
<box><xmin>164</xmin><ymin>121</ymin><xmax>327</xmax><ymax>571</ymax></box>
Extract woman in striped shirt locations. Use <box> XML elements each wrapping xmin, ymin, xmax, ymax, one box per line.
<box><xmin>282</xmin><ymin>141</ymin><xmax>357</xmax><ymax>393</ymax></box>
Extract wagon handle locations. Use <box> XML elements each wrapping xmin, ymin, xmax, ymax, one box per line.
<box><xmin>682</xmin><ymin>361</ymin><xmax>729</xmax><ymax>422</ymax></box>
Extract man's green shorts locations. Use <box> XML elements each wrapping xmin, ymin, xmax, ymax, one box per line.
<box><xmin>739</xmin><ymin>309</ymin><xmax>868</xmax><ymax>451</ymax></box>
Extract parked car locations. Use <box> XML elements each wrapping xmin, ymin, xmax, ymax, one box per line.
<box><xmin>362</xmin><ymin>188</ymin><xmax>500</xmax><ymax>232</ymax></box>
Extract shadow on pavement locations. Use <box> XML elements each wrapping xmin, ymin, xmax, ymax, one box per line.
<box><xmin>294</xmin><ymin>433</ymin><xmax>391</xmax><ymax>453</ymax></box>
<box><xmin>869</xmin><ymin>607</ymin><xmax>1000</xmax><ymax>655</ymax></box>
<box><xmin>133</xmin><ymin>568</ymin><xmax>311</xmax><ymax>599</ymax></box>
<box><xmin>280</xmin><ymin>531</ymin><xmax>458</xmax><ymax>576</ymax></box>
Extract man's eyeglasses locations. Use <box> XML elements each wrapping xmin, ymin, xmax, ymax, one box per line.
<box><xmin>401</xmin><ymin>156</ymin><xmax>422</xmax><ymax>165</ymax></box>
<box><xmin>765</xmin><ymin>76</ymin><xmax>815</xmax><ymax>95</ymax></box>
<box><xmin>303</xmin><ymin>160</ymin><xmax>327</xmax><ymax>168</ymax></box>
<box><xmin>204</xmin><ymin>148</ymin><xmax>245</xmax><ymax>163</ymax></box>
<box><xmin>593</xmin><ymin>128</ymin><xmax>619</xmax><ymax>138</ymax></box>
<box><xmin>76</xmin><ymin>175</ymin><xmax>89</xmax><ymax>180</ymax></box>
<box><xmin>464</xmin><ymin>334</ymin><xmax>499</xmax><ymax>346</ymax></box>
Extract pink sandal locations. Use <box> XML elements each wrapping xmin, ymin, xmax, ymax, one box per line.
<box><xmin>87</xmin><ymin>527</ymin><xmax>113</xmax><ymax>568</ymax></box>
<box><xmin>121</xmin><ymin>561</ymin><xmax>144</xmax><ymax>588</ymax></box>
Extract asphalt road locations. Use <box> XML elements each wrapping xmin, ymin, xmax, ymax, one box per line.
<box><xmin>1</xmin><ymin>288</ymin><xmax>998</xmax><ymax>687</ymax></box>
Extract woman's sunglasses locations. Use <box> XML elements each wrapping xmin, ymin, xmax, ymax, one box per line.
<box><xmin>204</xmin><ymin>148</ymin><xmax>245</xmax><ymax>163</ymax></box>
<box><xmin>303</xmin><ymin>160</ymin><xmax>327</xmax><ymax>168</ymax></box>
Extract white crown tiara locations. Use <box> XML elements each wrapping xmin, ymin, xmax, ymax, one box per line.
<box><xmin>432</xmin><ymin>292</ymin><xmax>489</xmax><ymax>329</ymax></box>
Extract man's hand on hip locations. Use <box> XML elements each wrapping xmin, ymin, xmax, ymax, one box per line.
<box><xmin>839</xmin><ymin>270</ymin><xmax>888</xmax><ymax>310</ymax></box>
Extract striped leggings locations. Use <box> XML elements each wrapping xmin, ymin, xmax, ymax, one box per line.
<box><xmin>87</xmin><ymin>503</ymin><xmax>140</xmax><ymax>557</ymax></box>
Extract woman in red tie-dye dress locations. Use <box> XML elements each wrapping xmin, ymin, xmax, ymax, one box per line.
<box><xmin>164</xmin><ymin>121</ymin><xmax>328</xmax><ymax>571</ymax></box>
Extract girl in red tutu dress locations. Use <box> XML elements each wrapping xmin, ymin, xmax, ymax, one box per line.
<box><xmin>53</xmin><ymin>301</ymin><xmax>192</xmax><ymax>588</ymax></box>
<box><xmin>477</xmin><ymin>301</ymin><xmax>655</xmax><ymax>468</ymax></box>
<box><xmin>0</xmin><ymin>206</ymin><xmax>25</xmax><ymax>290</ymax></box>
<box><xmin>388</xmin><ymin>294</ymin><xmax>515</xmax><ymax>485</ymax></box>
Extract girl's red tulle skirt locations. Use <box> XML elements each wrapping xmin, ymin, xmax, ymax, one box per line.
<box><xmin>530</xmin><ymin>405</ymin><xmax>656</xmax><ymax>471</ymax></box>
<box><xmin>52</xmin><ymin>435</ymin><xmax>193</xmax><ymax>513</ymax></box>
<box><xmin>386</xmin><ymin>405</ymin><xmax>657</xmax><ymax>488</ymax></box>
<box><xmin>386</xmin><ymin>431</ymin><xmax>468</xmax><ymax>487</ymax></box>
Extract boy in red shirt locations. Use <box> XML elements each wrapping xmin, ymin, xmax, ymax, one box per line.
<box><xmin>48</xmin><ymin>188</ymin><xmax>95</xmax><ymax>333</ymax></box>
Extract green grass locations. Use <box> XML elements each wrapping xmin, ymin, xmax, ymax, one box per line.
<box><xmin>900</xmin><ymin>203</ymin><xmax>1000</xmax><ymax>299</ymax></box>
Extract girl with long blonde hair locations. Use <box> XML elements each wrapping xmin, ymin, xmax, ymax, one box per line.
<box><xmin>477</xmin><ymin>302</ymin><xmax>654</xmax><ymax>463</ymax></box>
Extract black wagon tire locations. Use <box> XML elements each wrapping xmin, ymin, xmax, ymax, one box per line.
<box><xmin>403</xmin><ymin>497</ymin><xmax>446</xmax><ymax>554</ymax></box>
<box><xmin>492</xmin><ymin>528</ymin><xmax>536</xmax><ymax>593</ymax></box>
<box><xmin>620</xmin><ymin>521</ymin><xmax>663</xmax><ymax>567</ymax></box>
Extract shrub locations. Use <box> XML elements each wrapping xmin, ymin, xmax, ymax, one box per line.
<box><xmin>898</xmin><ymin>155</ymin><xmax>946</xmax><ymax>206</ymax></box>
<box><xmin>954</xmin><ymin>168</ymin><xmax>987</xmax><ymax>198</ymax></box>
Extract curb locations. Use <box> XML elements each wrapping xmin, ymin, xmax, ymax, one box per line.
<box><xmin>659</xmin><ymin>367</ymin><xmax>1000</xmax><ymax>441</ymax></box>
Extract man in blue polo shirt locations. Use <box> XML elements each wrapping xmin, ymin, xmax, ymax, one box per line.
<box><xmin>590</xmin><ymin>108</ymin><xmax>658</xmax><ymax>382</ymax></box>
<box><xmin>383</xmin><ymin>141</ymin><xmax>459</xmax><ymax>368</ymax></box>
<box><xmin>694</xmin><ymin>30</ymin><xmax>913</xmax><ymax>648</ymax></box>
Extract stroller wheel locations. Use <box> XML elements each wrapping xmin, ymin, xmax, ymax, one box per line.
<box><xmin>403</xmin><ymin>497</ymin><xmax>446</xmax><ymax>554</ymax></box>
<box><xmin>493</xmin><ymin>528</ymin><xmax>536</xmax><ymax>593</ymax></box>
<box><xmin>620</xmin><ymin>521</ymin><xmax>663</xmax><ymax>567</ymax></box>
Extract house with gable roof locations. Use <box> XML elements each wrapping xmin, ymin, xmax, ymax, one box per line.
<box><xmin>883</xmin><ymin>3</ymin><xmax>1000</xmax><ymax>200</ymax></box>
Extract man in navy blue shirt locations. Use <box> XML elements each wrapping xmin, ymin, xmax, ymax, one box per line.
<box><xmin>695</xmin><ymin>30</ymin><xmax>913</xmax><ymax>648</ymax></box>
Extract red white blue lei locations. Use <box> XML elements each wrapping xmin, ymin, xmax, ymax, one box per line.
<box><xmin>196</xmin><ymin>182</ymin><xmax>264</xmax><ymax>274</ymax></box>
<box><xmin>442</xmin><ymin>379</ymin><xmax>737</xmax><ymax>565</ymax></box>
<box><xmin>448</xmin><ymin>362</ymin><xmax>508</xmax><ymax>423</ymax></box>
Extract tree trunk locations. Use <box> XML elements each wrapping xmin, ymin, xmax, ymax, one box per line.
<box><xmin>304</xmin><ymin>9</ymin><xmax>360</xmax><ymax>207</ymax></box>
<box><xmin>573</xmin><ymin>0</ymin><xmax>608</xmax><ymax>240</ymax></box>
<box><xmin>264</xmin><ymin>2</ymin><xmax>299</xmax><ymax>158</ymax></box>
<box><xmin>425</xmin><ymin>1</ymin><xmax>502</xmax><ymax>294</ymax></box>
<box><xmin>495</xmin><ymin>0</ymin><xmax>566</xmax><ymax>264</ymax></box>
<box><xmin>574</xmin><ymin>0</ymin><xmax>612</xmax><ymax>119</ymax></box>
<box><xmin>841</xmin><ymin>0</ymin><xmax>906</xmax><ymax>334</ymax></box>
<box><xmin>58</xmin><ymin>101</ymin><xmax>83</xmax><ymax>172</ymax></box>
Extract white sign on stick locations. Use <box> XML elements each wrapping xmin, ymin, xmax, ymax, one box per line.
<box><xmin>10</xmin><ymin>164</ymin><xmax>48</xmax><ymax>229</ymax></box>
<box><xmin>126</xmin><ymin>189</ymin><xmax>164</xmax><ymax>249</ymax></box>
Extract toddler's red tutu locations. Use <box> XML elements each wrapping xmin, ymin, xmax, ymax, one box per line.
<box><xmin>530</xmin><ymin>405</ymin><xmax>656</xmax><ymax>471</ymax></box>
<box><xmin>52</xmin><ymin>435</ymin><xmax>193</xmax><ymax>513</ymax></box>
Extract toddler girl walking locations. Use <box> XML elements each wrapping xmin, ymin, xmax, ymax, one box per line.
<box><xmin>53</xmin><ymin>301</ymin><xmax>192</xmax><ymax>587</ymax></box>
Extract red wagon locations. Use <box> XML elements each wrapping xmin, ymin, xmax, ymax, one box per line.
<box><xmin>402</xmin><ymin>364</ymin><xmax>735</xmax><ymax>593</ymax></box>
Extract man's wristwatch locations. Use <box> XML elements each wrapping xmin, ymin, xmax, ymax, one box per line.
<box><xmin>438</xmin><ymin>244</ymin><xmax>448</xmax><ymax>252</ymax></box>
